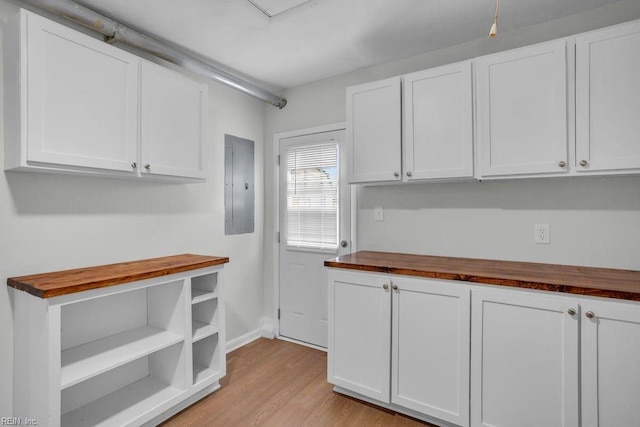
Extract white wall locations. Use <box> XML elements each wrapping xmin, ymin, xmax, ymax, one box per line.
<box><xmin>0</xmin><ymin>1</ymin><xmax>266</xmax><ymax>415</ymax></box>
<box><xmin>264</xmin><ymin>0</ymin><xmax>640</xmax><ymax>318</ymax></box>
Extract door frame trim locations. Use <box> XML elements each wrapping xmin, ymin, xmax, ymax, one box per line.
<box><xmin>272</xmin><ymin>122</ymin><xmax>357</xmax><ymax>340</ymax></box>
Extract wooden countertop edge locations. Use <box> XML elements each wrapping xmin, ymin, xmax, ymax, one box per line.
<box><xmin>324</xmin><ymin>258</ymin><xmax>640</xmax><ymax>302</ymax></box>
<box><xmin>7</xmin><ymin>255</ymin><xmax>229</xmax><ymax>299</ymax></box>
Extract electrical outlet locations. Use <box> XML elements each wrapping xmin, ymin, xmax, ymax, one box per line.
<box><xmin>374</xmin><ymin>206</ymin><xmax>384</xmax><ymax>221</ymax></box>
<box><xmin>535</xmin><ymin>224</ymin><xmax>550</xmax><ymax>244</ymax></box>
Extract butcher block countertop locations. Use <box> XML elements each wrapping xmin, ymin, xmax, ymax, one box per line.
<box><xmin>7</xmin><ymin>254</ymin><xmax>229</xmax><ymax>298</ymax></box>
<box><xmin>325</xmin><ymin>251</ymin><xmax>640</xmax><ymax>301</ymax></box>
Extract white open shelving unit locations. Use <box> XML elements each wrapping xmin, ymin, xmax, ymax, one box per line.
<box><xmin>11</xmin><ymin>260</ymin><xmax>226</xmax><ymax>427</ymax></box>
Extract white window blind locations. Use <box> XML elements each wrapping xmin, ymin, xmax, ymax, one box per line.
<box><xmin>286</xmin><ymin>142</ymin><xmax>338</xmax><ymax>251</ymax></box>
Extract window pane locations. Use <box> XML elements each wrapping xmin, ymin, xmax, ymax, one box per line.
<box><xmin>286</xmin><ymin>142</ymin><xmax>338</xmax><ymax>250</ymax></box>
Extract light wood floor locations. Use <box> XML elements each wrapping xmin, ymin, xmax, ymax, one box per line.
<box><xmin>162</xmin><ymin>338</ymin><xmax>433</xmax><ymax>426</ymax></box>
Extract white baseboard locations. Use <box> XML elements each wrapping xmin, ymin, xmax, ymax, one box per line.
<box><xmin>226</xmin><ymin>317</ymin><xmax>277</xmax><ymax>354</ymax></box>
<box><xmin>259</xmin><ymin>317</ymin><xmax>276</xmax><ymax>339</ymax></box>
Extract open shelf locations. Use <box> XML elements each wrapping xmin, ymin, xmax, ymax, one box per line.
<box><xmin>191</xmin><ymin>273</ymin><xmax>218</xmax><ymax>305</ymax></box>
<box><xmin>192</xmin><ymin>334</ymin><xmax>221</xmax><ymax>385</ymax></box>
<box><xmin>192</xmin><ymin>320</ymin><xmax>218</xmax><ymax>343</ymax></box>
<box><xmin>193</xmin><ymin>363</ymin><xmax>217</xmax><ymax>385</ymax></box>
<box><xmin>61</xmin><ymin>326</ymin><xmax>183</xmax><ymax>390</ymax></box>
<box><xmin>191</xmin><ymin>288</ymin><xmax>217</xmax><ymax>305</ymax></box>
<box><xmin>62</xmin><ymin>376</ymin><xmax>183</xmax><ymax>427</ymax></box>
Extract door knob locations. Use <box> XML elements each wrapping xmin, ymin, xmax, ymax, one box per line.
<box><xmin>340</xmin><ymin>240</ymin><xmax>348</xmax><ymax>248</ymax></box>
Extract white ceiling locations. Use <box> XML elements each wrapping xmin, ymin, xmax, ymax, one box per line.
<box><xmin>79</xmin><ymin>0</ymin><xmax>619</xmax><ymax>90</ymax></box>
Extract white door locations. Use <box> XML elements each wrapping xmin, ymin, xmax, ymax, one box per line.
<box><xmin>279</xmin><ymin>129</ymin><xmax>351</xmax><ymax>348</ymax></box>
<box><xmin>25</xmin><ymin>11</ymin><xmax>139</xmax><ymax>173</ymax></box>
<box><xmin>346</xmin><ymin>77</ymin><xmax>402</xmax><ymax>183</ymax></box>
<box><xmin>140</xmin><ymin>61</ymin><xmax>207</xmax><ymax>180</ymax></box>
<box><xmin>581</xmin><ymin>299</ymin><xmax>640</xmax><ymax>427</ymax></box>
<box><xmin>391</xmin><ymin>277</ymin><xmax>470</xmax><ymax>426</ymax></box>
<box><xmin>327</xmin><ymin>269</ymin><xmax>391</xmax><ymax>402</ymax></box>
<box><xmin>471</xmin><ymin>288</ymin><xmax>579</xmax><ymax>427</ymax></box>
<box><xmin>476</xmin><ymin>40</ymin><xmax>568</xmax><ymax>178</ymax></box>
<box><xmin>576</xmin><ymin>21</ymin><xmax>640</xmax><ymax>173</ymax></box>
<box><xmin>403</xmin><ymin>61</ymin><xmax>474</xmax><ymax>181</ymax></box>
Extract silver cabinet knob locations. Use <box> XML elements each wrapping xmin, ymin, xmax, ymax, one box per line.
<box><xmin>340</xmin><ymin>240</ymin><xmax>348</xmax><ymax>248</ymax></box>
<box><xmin>406</xmin><ymin>171</ymin><xmax>413</xmax><ymax>178</ymax></box>
<box><xmin>392</xmin><ymin>284</ymin><xmax>398</xmax><ymax>291</ymax></box>
<box><xmin>393</xmin><ymin>172</ymin><xmax>399</xmax><ymax>178</ymax></box>
<box><xmin>558</xmin><ymin>161</ymin><xmax>566</xmax><ymax>168</ymax></box>
<box><xmin>567</xmin><ymin>308</ymin><xmax>576</xmax><ymax>315</ymax></box>
<box><xmin>131</xmin><ymin>162</ymin><xmax>137</xmax><ymax>169</ymax></box>
<box><xmin>580</xmin><ymin>160</ymin><xmax>589</xmax><ymax>167</ymax></box>
<box><xmin>383</xmin><ymin>284</ymin><xmax>389</xmax><ymax>290</ymax></box>
<box><xmin>585</xmin><ymin>311</ymin><xmax>595</xmax><ymax>319</ymax></box>
<box><xmin>144</xmin><ymin>164</ymin><xmax>151</xmax><ymax>171</ymax></box>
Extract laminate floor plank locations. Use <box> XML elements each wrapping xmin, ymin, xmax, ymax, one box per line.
<box><xmin>162</xmin><ymin>338</ymin><xmax>431</xmax><ymax>426</ymax></box>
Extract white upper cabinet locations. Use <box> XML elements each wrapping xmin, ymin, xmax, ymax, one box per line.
<box><xmin>403</xmin><ymin>62</ymin><xmax>474</xmax><ymax>180</ymax></box>
<box><xmin>5</xmin><ymin>10</ymin><xmax>139</xmax><ymax>175</ymax></box>
<box><xmin>140</xmin><ymin>62</ymin><xmax>207</xmax><ymax>180</ymax></box>
<box><xmin>476</xmin><ymin>41</ymin><xmax>569</xmax><ymax>178</ymax></box>
<box><xmin>576</xmin><ymin>21</ymin><xmax>640</xmax><ymax>173</ymax></box>
<box><xmin>4</xmin><ymin>10</ymin><xmax>207</xmax><ymax>182</ymax></box>
<box><xmin>346</xmin><ymin>77</ymin><xmax>402</xmax><ymax>183</ymax></box>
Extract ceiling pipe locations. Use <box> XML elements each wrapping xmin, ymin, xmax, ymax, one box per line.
<box><xmin>17</xmin><ymin>0</ymin><xmax>288</xmax><ymax>109</ymax></box>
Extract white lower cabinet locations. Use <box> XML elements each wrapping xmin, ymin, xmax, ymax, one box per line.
<box><xmin>329</xmin><ymin>267</ymin><xmax>640</xmax><ymax>427</ymax></box>
<box><xmin>328</xmin><ymin>269</ymin><xmax>471</xmax><ymax>426</ymax></box>
<box><xmin>581</xmin><ymin>299</ymin><xmax>640</xmax><ymax>427</ymax></box>
<box><xmin>12</xmin><ymin>266</ymin><xmax>225</xmax><ymax>427</ymax></box>
<box><xmin>328</xmin><ymin>270</ymin><xmax>391</xmax><ymax>401</ymax></box>
<box><xmin>392</xmin><ymin>276</ymin><xmax>470</xmax><ymax>426</ymax></box>
<box><xmin>471</xmin><ymin>288</ymin><xmax>579</xmax><ymax>427</ymax></box>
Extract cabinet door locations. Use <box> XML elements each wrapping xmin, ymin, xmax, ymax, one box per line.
<box><xmin>476</xmin><ymin>41</ymin><xmax>568</xmax><ymax>178</ymax></box>
<box><xmin>346</xmin><ymin>77</ymin><xmax>401</xmax><ymax>183</ymax></box>
<box><xmin>327</xmin><ymin>270</ymin><xmax>391</xmax><ymax>402</ymax></box>
<box><xmin>581</xmin><ymin>299</ymin><xmax>640</xmax><ymax>427</ymax></box>
<box><xmin>403</xmin><ymin>62</ymin><xmax>473</xmax><ymax>180</ymax></box>
<box><xmin>25</xmin><ymin>11</ymin><xmax>139</xmax><ymax>173</ymax></box>
<box><xmin>576</xmin><ymin>21</ymin><xmax>640</xmax><ymax>173</ymax></box>
<box><xmin>141</xmin><ymin>61</ymin><xmax>207</xmax><ymax>180</ymax></box>
<box><xmin>391</xmin><ymin>277</ymin><xmax>470</xmax><ymax>426</ymax></box>
<box><xmin>471</xmin><ymin>288</ymin><xmax>579</xmax><ymax>427</ymax></box>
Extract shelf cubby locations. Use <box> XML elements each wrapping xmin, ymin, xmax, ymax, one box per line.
<box><xmin>61</xmin><ymin>342</ymin><xmax>186</xmax><ymax>427</ymax></box>
<box><xmin>191</xmin><ymin>272</ymin><xmax>218</xmax><ymax>304</ymax></box>
<box><xmin>193</xmin><ymin>334</ymin><xmax>221</xmax><ymax>385</ymax></box>
<box><xmin>191</xmin><ymin>298</ymin><xmax>218</xmax><ymax>343</ymax></box>
<box><xmin>60</xmin><ymin>280</ymin><xmax>186</xmax><ymax>389</ymax></box>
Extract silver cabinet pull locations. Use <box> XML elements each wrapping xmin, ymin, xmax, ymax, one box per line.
<box><xmin>383</xmin><ymin>283</ymin><xmax>389</xmax><ymax>290</ymax></box>
<box><xmin>131</xmin><ymin>162</ymin><xmax>137</xmax><ymax>169</ymax></box>
<box><xmin>393</xmin><ymin>172</ymin><xmax>399</xmax><ymax>178</ymax></box>
<box><xmin>406</xmin><ymin>171</ymin><xmax>413</xmax><ymax>178</ymax></box>
<box><xmin>585</xmin><ymin>311</ymin><xmax>595</xmax><ymax>319</ymax></box>
<box><xmin>392</xmin><ymin>284</ymin><xmax>398</xmax><ymax>291</ymax></box>
<box><xmin>558</xmin><ymin>161</ymin><xmax>566</xmax><ymax>168</ymax></box>
<box><xmin>579</xmin><ymin>160</ymin><xmax>589</xmax><ymax>167</ymax></box>
<box><xmin>144</xmin><ymin>164</ymin><xmax>151</xmax><ymax>171</ymax></box>
<box><xmin>567</xmin><ymin>308</ymin><xmax>576</xmax><ymax>315</ymax></box>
